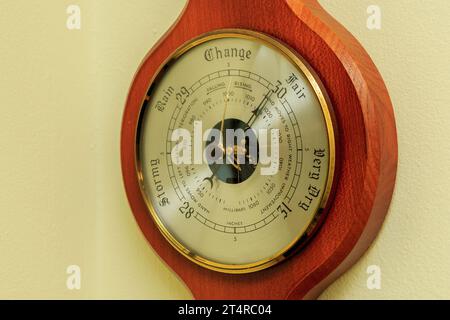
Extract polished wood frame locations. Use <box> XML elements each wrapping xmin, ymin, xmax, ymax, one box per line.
<box><xmin>121</xmin><ymin>0</ymin><xmax>398</xmax><ymax>299</ymax></box>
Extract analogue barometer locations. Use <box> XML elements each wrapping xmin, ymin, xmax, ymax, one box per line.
<box><xmin>138</xmin><ymin>30</ymin><xmax>335</xmax><ymax>273</ymax></box>
<box><xmin>121</xmin><ymin>0</ymin><xmax>397</xmax><ymax>299</ymax></box>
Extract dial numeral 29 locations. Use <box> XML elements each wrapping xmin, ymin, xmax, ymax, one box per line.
<box><xmin>176</xmin><ymin>87</ymin><xmax>190</xmax><ymax>105</ymax></box>
<box><xmin>179</xmin><ymin>201</ymin><xmax>194</xmax><ymax>219</ymax></box>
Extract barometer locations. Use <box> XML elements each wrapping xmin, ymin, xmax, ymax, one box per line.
<box><xmin>121</xmin><ymin>0</ymin><xmax>397</xmax><ymax>299</ymax></box>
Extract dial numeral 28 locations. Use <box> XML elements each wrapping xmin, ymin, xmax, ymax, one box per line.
<box><xmin>179</xmin><ymin>201</ymin><xmax>194</xmax><ymax>219</ymax></box>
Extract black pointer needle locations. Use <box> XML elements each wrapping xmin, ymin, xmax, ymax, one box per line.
<box><xmin>203</xmin><ymin>151</ymin><xmax>242</xmax><ymax>188</ymax></box>
<box><xmin>246</xmin><ymin>88</ymin><xmax>273</xmax><ymax>128</ymax></box>
<box><xmin>202</xmin><ymin>146</ymin><xmax>228</xmax><ymax>189</ymax></box>
<box><xmin>203</xmin><ymin>167</ymin><xmax>219</xmax><ymax>189</ymax></box>
<box><xmin>203</xmin><ymin>175</ymin><xmax>214</xmax><ymax>189</ymax></box>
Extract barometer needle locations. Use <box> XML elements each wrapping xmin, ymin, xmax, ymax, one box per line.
<box><xmin>203</xmin><ymin>77</ymin><xmax>242</xmax><ymax>189</ymax></box>
<box><xmin>219</xmin><ymin>77</ymin><xmax>233</xmax><ymax>145</ymax></box>
<box><xmin>203</xmin><ymin>174</ymin><xmax>215</xmax><ymax>189</ymax></box>
<box><xmin>246</xmin><ymin>87</ymin><xmax>273</xmax><ymax>129</ymax></box>
<box><xmin>220</xmin><ymin>77</ymin><xmax>241</xmax><ymax>172</ymax></box>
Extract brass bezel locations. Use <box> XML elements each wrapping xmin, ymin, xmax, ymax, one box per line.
<box><xmin>135</xmin><ymin>29</ymin><xmax>336</xmax><ymax>274</ymax></box>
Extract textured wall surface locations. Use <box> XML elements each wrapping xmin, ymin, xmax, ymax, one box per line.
<box><xmin>0</xmin><ymin>0</ymin><xmax>449</xmax><ymax>299</ymax></box>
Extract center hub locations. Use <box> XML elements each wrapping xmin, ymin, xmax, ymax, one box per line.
<box><xmin>205</xmin><ymin>118</ymin><xmax>259</xmax><ymax>184</ymax></box>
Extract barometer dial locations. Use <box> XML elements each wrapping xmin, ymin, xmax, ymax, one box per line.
<box><xmin>137</xmin><ymin>30</ymin><xmax>335</xmax><ymax>273</ymax></box>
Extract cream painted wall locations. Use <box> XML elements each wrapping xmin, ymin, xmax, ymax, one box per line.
<box><xmin>0</xmin><ymin>0</ymin><xmax>449</xmax><ymax>299</ymax></box>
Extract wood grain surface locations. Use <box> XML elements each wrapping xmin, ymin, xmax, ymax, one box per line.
<box><xmin>121</xmin><ymin>0</ymin><xmax>398</xmax><ymax>299</ymax></box>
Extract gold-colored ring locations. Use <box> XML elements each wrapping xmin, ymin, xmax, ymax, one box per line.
<box><xmin>135</xmin><ymin>29</ymin><xmax>336</xmax><ymax>274</ymax></box>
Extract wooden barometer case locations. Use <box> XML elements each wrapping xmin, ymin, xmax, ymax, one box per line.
<box><xmin>121</xmin><ymin>0</ymin><xmax>397</xmax><ymax>299</ymax></box>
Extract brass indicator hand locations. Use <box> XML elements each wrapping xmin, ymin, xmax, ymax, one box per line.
<box><xmin>220</xmin><ymin>77</ymin><xmax>241</xmax><ymax>172</ymax></box>
<box><xmin>203</xmin><ymin>77</ymin><xmax>241</xmax><ymax>189</ymax></box>
<box><xmin>219</xmin><ymin>78</ymin><xmax>233</xmax><ymax>146</ymax></box>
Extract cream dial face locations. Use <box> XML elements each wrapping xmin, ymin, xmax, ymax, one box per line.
<box><xmin>137</xmin><ymin>31</ymin><xmax>335</xmax><ymax>273</ymax></box>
